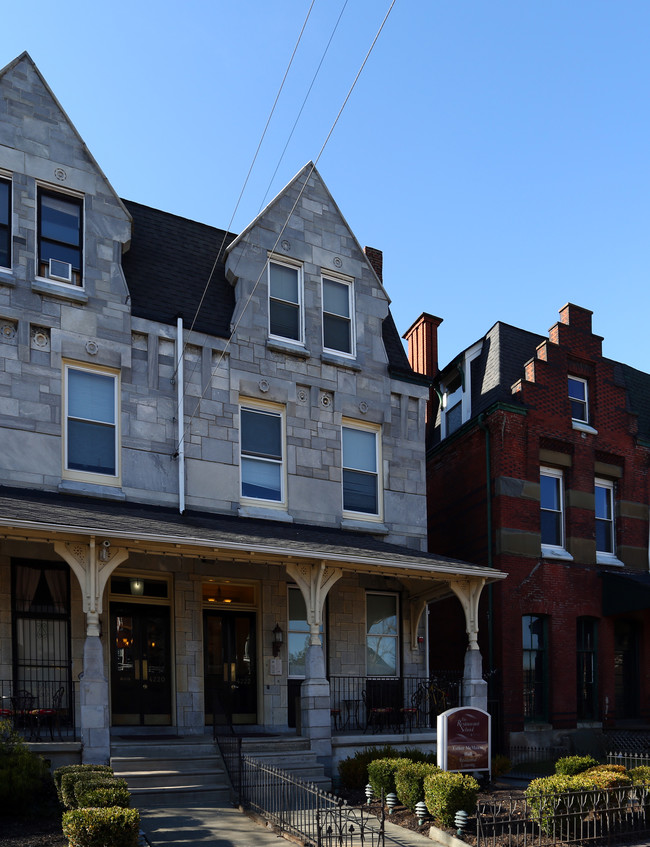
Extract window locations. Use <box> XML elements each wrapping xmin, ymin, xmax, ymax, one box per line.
<box><xmin>595</xmin><ymin>479</ymin><xmax>615</xmax><ymax>555</ymax></box>
<box><xmin>0</xmin><ymin>176</ymin><xmax>10</xmax><ymax>269</ymax></box>
<box><xmin>366</xmin><ymin>593</ymin><xmax>398</xmax><ymax>676</ymax></box>
<box><xmin>240</xmin><ymin>404</ymin><xmax>284</xmax><ymax>502</ymax></box>
<box><xmin>568</xmin><ymin>376</ymin><xmax>588</xmax><ymax>423</ymax></box>
<box><xmin>322</xmin><ymin>275</ymin><xmax>354</xmax><ymax>355</ymax></box>
<box><xmin>38</xmin><ymin>188</ymin><xmax>83</xmax><ymax>285</ymax></box>
<box><xmin>64</xmin><ymin>364</ymin><xmax>118</xmax><ymax>480</ymax></box>
<box><xmin>577</xmin><ymin>617</ymin><xmax>598</xmax><ymax>721</ymax></box>
<box><xmin>523</xmin><ymin>614</ymin><xmax>548</xmax><ymax>722</ymax></box>
<box><xmin>540</xmin><ymin>467</ymin><xmax>564</xmax><ymax>550</ymax></box>
<box><xmin>442</xmin><ymin>372</ymin><xmax>463</xmax><ymax>435</ymax></box>
<box><xmin>342</xmin><ymin>423</ymin><xmax>380</xmax><ymax>516</ymax></box>
<box><xmin>269</xmin><ymin>260</ymin><xmax>302</xmax><ymax>343</ymax></box>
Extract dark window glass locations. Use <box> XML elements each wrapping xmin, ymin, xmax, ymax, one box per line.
<box><xmin>240</xmin><ymin>407</ymin><xmax>282</xmax><ymax>501</ymax></box>
<box><xmin>38</xmin><ymin>190</ymin><xmax>82</xmax><ymax>283</ymax></box>
<box><xmin>67</xmin><ymin>369</ymin><xmax>116</xmax><ymax>476</ymax></box>
<box><xmin>323</xmin><ymin>278</ymin><xmax>352</xmax><ymax>353</ymax></box>
<box><xmin>523</xmin><ymin>614</ymin><xmax>548</xmax><ymax>721</ymax></box>
<box><xmin>540</xmin><ymin>472</ymin><xmax>563</xmax><ymax>547</ymax></box>
<box><xmin>0</xmin><ymin>178</ymin><xmax>10</xmax><ymax>268</ymax></box>
<box><xmin>343</xmin><ymin>427</ymin><xmax>378</xmax><ymax>514</ymax></box>
<box><xmin>269</xmin><ymin>263</ymin><xmax>300</xmax><ymax>341</ymax></box>
<box><xmin>577</xmin><ymin>617</ymin><xmax>598</xmax><ymax>721</ymax></box>
<box><xmin>568</xmin><ymin>377</ymin><xmax>588</xmax><ymax>422</ymax></box>
<box><xmin>595</xmin><ymin>482</ymin><xmax>614</xmax><ymax>553</ymax></box>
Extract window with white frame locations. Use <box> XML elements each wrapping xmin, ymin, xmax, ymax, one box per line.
<box><xmin>442</xmin><ymin>371</ymin><xmax>463</xmax><ymax>435</ymax></box>
<box><xmin>342</xmin><ymin>422</ymin><xmax>380</xmax><ymax>516</ymax></box>
<box><xmin>540</xmin><ymin>467</ymin><xmax>565</xmax><ymax>550</ymax></box>
<box><xmin>0</xmin><ymin>176</ymin><xmax>10</xmax><ymax>269</ymax></box>
<box><xmin>366</xmin><ymin>593</ymin><xmax>398</xmax><ymax>676</ymax></box>
<box><xmin>64</xmin><ymin>364</ymin><xmax>119</xmax><ymax>481</ymax></box>
<box><xmin>568</xmin><ymin>376</ymin><xmax>588</xmax><ymax>423</ymax></box>
<box><xmin>595</xmin><ymin>478</ymin><xmax>615</xmax><ymax>555</ymax></box>
<box><xmin>38</xmin><ymin>188</ymin><xmax>83</xmax><ymax>286</ymax></box>
<box><xmin>269</xmin><ymin>260</ymin><xmax>302</xmax><ymax>343</ymax></box>
<box><xmin>322</xmin><ymin>275</ymin><xmax>354</xmax><ymax>355</ymax></box>
<box><xmin>240</xmin><ymin>404</ymin><xmax>284</xmax><ymax>503</ymax></box>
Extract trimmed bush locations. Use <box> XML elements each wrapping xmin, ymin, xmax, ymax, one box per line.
<box><xmin>74</xmin><ymin>776</ymin><xmax>130</xmax><ymax>809</ymax></box>
<box><xmin>337</xmin><ymin>745</ymin><xmax>402</xmax><ymax>790</ymax></box>
<box><xmin>54</xmin><ymin>764</ymin><xmax>113</xmax><ymax>802</ymax></box>
<box><xmin>63</xmin><ymin>806</ymin><xmax>140</xmax><ymax>847</ymax></box>
<box><xmin>554</xmin><ymin>755</ymin><xmax>598</xmax><ymax>776</ymax></box>
<box><xmin>367</xmin><ymin>758</ymin><xmax>412</xmax><ymax>798</ymax></box>
<box><xmin>60</xmin><ymin>767</ymin><xmax>115</xmax><ymax>809</ymax></box>
<box><xmin>629</xmin><ymin>766</ymin><xmax>650</xmax><ymax>784</ymax></box>
<box><xmin>395</xmin><ymin>761</ymin><xmax>439</xmax><ymax>812</ymax></box>
<box><xmin>424</xmin><ymin>770</ymin><xmax>479</xmax><ymax>827</ymax></box>
<box><xmin>0</xmin><ymin>719</ymin><xmax>56</xmax><ymax>818</ymax></box>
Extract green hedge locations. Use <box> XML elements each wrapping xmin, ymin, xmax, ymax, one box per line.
<box><xmin>60</xmin><ymin>768</ymin><xmax>117</xmax><ymax>809</ymax></box>
<box><xmin>62</xmin><ymin>807</ymin><xmax>140</xmax><ymax>847</ymax></box>
<box><xmin>395</xmin><ymin>762</ymin><xmax>439</xmax><ymax>812</ymax></box>
<box><xmin>337</xmin><ymin>745</ymin><xmax>404</xmax><ymax>790</ymax></box>
<box><xmin>554</xmin><ymin>755</ymin><xmax>598</xmax><ymax>776</ymax></box>
<box><xmin>0</xmin><ymin>719</ymin><xmax>55</xmax><ymax>818</ymax></box>
<box><xmin>53</xmin><ymin>764</ymin><xmax>113</xmax><ymax>804</ymax></box>
<box><xmin>74</xmin><ymin>777</ymin><xmax>131</xmax><ymax>809</ymax></box>
<box><xmin>367</xmin><ymin>758</ymin><xmax>412</xmax><ymax>798</ymax></box>
<box><xmin>424</xmin><ymin>770</ymin><xmax>479</xmax><ymax>827</ymax></box>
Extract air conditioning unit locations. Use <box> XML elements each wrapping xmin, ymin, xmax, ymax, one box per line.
<box><xmin>48</xmin><ymin>258</ymin><xmax>73</xmax><ymax>283</ymax></box>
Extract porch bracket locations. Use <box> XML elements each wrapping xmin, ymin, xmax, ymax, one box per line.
<box><xmin>54</xmin><ymin>538</ymin><xmax>129</xmax><ymax>636</ymax></box>
<box><xmin>449</xmin><ymin>576</ymin><xmax>486</xmax><ymax>650</ymax></box>
<box><xmin>286</xmin><ymin>561</ymin><xmax>342</xmax><ymax>645</ymax></box>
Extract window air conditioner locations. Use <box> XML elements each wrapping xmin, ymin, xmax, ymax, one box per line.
<box><xmin>48</xmin><ymin>258</ymin><xmax>73</xmax><ymax>283</ymax></box>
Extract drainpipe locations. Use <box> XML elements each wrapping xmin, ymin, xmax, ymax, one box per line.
<box><xmin>177</xmin><ymin>317</ymin><xmax>185</xmax><ymax>515</ymax></box>
<box><xmin>477</xmin><ymin>414</ymin><xmax>494</xmax><ymax>674</ymax></box>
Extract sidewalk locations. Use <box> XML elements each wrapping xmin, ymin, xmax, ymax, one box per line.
<box><xmin>138</xmin><ymin>802</ymin><xmax>444</xmax><ymax>847</ymax></box>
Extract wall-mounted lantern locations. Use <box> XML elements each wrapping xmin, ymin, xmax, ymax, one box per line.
<box><xmin>272</xmin><ymin>623</ymin><xmax>283</xmax><ymax>657</ymax></box>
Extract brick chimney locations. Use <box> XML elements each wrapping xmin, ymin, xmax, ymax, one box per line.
<box><xmin>403</xmin><ymin>312</ymin><xmax>443</xmax><ymax>379</ymax></box>
<box><xmin>364</xmin><ymin>246</ymin><xmax>383</xmax><ymax>281</ymax></box>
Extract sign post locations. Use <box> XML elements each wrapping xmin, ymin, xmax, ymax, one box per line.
<box><xmin>437</xmin><ymin>707</ymin><xmax>491</xmax><ymax>776</ymax></box>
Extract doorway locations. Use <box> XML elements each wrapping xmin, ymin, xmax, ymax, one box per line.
<box><xmin>110</xmin><ymin>603</ymin><xmax>172</xmax><ymax>726</ymax></box>
<box><xmin>204</xmin><ymin>610</ymin><xmax>257</xmax><ymax>726</ymax></box>
<box><xmin>614</xmin><ymin>620</ymin><xmax>639</xmax><ymax>720</ymax></box>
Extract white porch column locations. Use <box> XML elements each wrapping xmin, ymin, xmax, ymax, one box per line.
<box><xmin>449</xmin><ymin>577</ymin><xmax>488</xmax><ymax>711</ymax></box>
<box><xmin>286</xmin><ymin>562</ymin><xmax>341</xmax><ymax>772</ymax></box>
<box><xmin>54</xmin><ymin>539</ymin><xmax>128</xmax><ymax>763</ymax></box>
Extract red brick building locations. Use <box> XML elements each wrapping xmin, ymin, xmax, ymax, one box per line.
<box><xmin>405</xmin><ymin>304</ymin><xmax>650</xmax><ymax>750</ymax></box>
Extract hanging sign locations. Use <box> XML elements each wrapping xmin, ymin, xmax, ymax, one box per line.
<box><xmin>437</xmin><ymin>706</ymin><xmax>490</xmax><ymax>773</ymax></box>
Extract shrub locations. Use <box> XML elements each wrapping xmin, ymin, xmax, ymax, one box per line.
<box><xmin>629</xmin><ymin>766</ymin><xmax>650</xmax><ymax>784</ymax></box>
<box><xmin>75</xmin><ymin>782</ymin><xmax>131</xmax><ymax>809</ymax></box>
<box><xmin>554</xmin><ymin>755</ymin><xmax>598</xmax><ymax>776</ymax></box>
<box><xmin>337</xmin><ymin>745</ymin><xmax>402</xmax><ymax>790</ymax></box>
<box><xmin>424</xmin><ymin>770</ymin><xmax>479</xmax><ymax>827</ymax></box>
<box><xmin>60</xmin><ymin>766</ymin><xmax>115</xmax><ymax>809</ymax></box>
<box><xmin>367</xmin><ymin>758</ymin><xmax>412</xmax><ymax>798</ymax></box>
<box><xmin>492</xmin><ymin>755</ymin><xmax>511</xmax><ymax>778</ymax></box>
<box><xmin>62</xmin><ymin>806</ymin><xmax>140</xmax><ymax>847</ymax></box>
<box><xmin>395</xmin><ymin>761</ymin><xmax>439</xmax><ymax>812</ymax></box>
<box><xmin>53</xmin><ymin>764</ymin><xmax>113</xmax><ymax>803</ymax></box>
<box><xmin>0</xmin><ymin>719</ymin><xmax>56</xmax><ymax>818</ymax></box>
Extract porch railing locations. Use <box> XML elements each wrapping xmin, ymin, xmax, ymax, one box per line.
<box><xmin>329</xmin><ymin>673</ymin><xmax>462</xmax><ymax>733</ymax></box>
<box><xmin>0</xmin><ymin>678</ymin><xmax>78</xmax><ymax>741</ymax></box>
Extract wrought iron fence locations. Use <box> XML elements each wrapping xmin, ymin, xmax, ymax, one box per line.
<box><xmin>0</xmin><ymin>678</ymin><xmax>77</xmax><ymax>741</ymax></box>
<box><xmin>476</xmin><ymin>782</ymin><xmax>650</xmax><ymax>846</ymax></box>
<box><xmin>329</xmin><ymin>673</ymin><xmax>462</xmax><ymax>733</ymax></box>
<box><xmin>509</xmin><ymin>745</ymin><xmax>570</xmax><ymax>770</ymax></box>
<box><xmin>608</xmin><ymin>750</ymin><xmax>650</xmax><ymax>771</ymax></box>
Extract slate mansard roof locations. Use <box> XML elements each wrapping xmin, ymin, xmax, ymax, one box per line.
<box><xmin>121</xmin><ymin>199</ymin><xmax>419</xmax><ymax>380</ymax></box>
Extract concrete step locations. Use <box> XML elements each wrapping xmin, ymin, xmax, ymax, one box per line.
<box><xmin>238</xmin><ymin>735</ymin><xmax>331</xmax><ymax>791</ymax></box>
<box><xmin>110</xmin><ymin>735</ymin><xmax>232</xmax><ymax>808</ymax></box>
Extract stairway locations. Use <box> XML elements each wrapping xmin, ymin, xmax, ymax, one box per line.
<box><xmin>110</xmin><ymin>735</ymin><xmax>232</xmax><ymax>807</ymax></box>
<box><xmin>237</xmin><ymin>734</ymin><xmax>331</xmax><ymax>791</ymax></box>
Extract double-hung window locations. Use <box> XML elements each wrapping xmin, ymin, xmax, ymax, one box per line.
<box><xmin>322</xmin><ymin>275</ymin><xmax>354</xmax><ymax>355</ymax></box>
<box><xmin>64</xmin><ymin>363</ymin><xmax>119</xmax><ymax>481</ymax></box>
<box><xmin>568</xmin><ymin>376</ymin><xmax>588</xmax><ymax>424</ymax></box>
<box><xmin>0</xmin><ymin>176</ymin><xmax>10</xmax><ymax>269</ymax></box>
<box><xmin>540</xmin><ymin>467</ymin><xmax>565</xmax><ymax>552</ymax></box>
<box><xmin>342</xmin><ymin>422</ymin><xmax>380</xmax><ymax>517</ymax></box>
<box><xmin>240</xmin><ymin>404</ymin><xmax>284</xmax><ymax>503</ymax></box>
<box><xmin>269</xmin><ymin>260</ymin><xmax>302</xmax><ymax>343</ymax></box>
<box><xmin>595</xmin><ymin>478</ymin><xmax>615</xmax><ymax>559</ymax></box>
<box><xmin>38</xmin><ymin>188</ymin><xmax>83</xmax><ymax>285</ymax></box>
<box><xmin>577</xmin><ymin>617</ymin><xmax>598</xmax><ymax>721</ymax></box>
<box><xmin>366</xmin><ymin>593</ymin><xmax>398</xmax><ymax>676</ymax></box>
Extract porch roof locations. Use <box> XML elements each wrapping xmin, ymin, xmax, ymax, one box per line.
<box><xmin>0</xmin><ymin>486</ymin><xmax>506</xmax><ymax>584</ymax></box>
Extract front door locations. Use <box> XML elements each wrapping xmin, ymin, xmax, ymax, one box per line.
<box><xmin>614</xmin><ymin>620</ymin><xmax>639</xmax><ymax>720</ymax></box>
<box><xmin>204</xmin><ymin>610</ymin><xmax>257</xmax><ymax>726</ymax></box>
<box><xmin>110</xmin><ymin>603</ymin><xmax>172</xmax><ymax>726</ymax></box>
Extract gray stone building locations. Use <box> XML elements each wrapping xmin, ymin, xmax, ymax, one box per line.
<box><xmin>0</xmin><ymin>53</ymin><xmax>504</xmax><ymax>771</ymax></box>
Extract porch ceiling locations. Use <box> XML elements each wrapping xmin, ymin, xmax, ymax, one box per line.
<box><xmin>0</xmin><ymin>486</ymin><xmax>506</xmax><ymax>585</ymax></box>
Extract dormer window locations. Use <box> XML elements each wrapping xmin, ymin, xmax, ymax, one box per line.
<box><xmin>568</xmin><ymin>376</ymin><xmax>588</xmax><ymax>423</ymax></box>
<box><xmin>442</xmin><ymin>372</ymin><xmax>463</xmax><ymax>435</ymax></box>
<box><xmin>269</xmin><ymin>259</ymin><xmax>303</xmax><ymax>344</ymax></box>
<box><xmin>38</xmin><ymin>188</ymin><xmax>83</xmax><ymax>286</ymax></box>
<box><xmin>0</xmin><ymin>176</ymin><xmax>10</xmax><ymax>269</ymax></box>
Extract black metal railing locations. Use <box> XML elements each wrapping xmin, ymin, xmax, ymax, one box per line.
<box><xmin>476</xmin><ymin>782</ymin><xmax>650</xmax><ymax>846</ymax></box>
<box><xmin>608</xmin><ymin>750</ymin><xmax>650</xmax><ymax>771</ymax></box>
<box><xmin>241</xmin><ymin>756</ymin><xmax>384</xmax><ymax>847</ymax></box>
<box><xmin>329</xmin><ymin>674</ymin><xmax>462</xmax><ymax>733</ymax></box>
<box><xmin>508</xmin><ymin>745</ymin><xmax>570</xmax><ymax>775</ymax></box>
<box><xmin>0</xmin><ymin>678</ymin><xmax>77</xmax><ymax>741</ymax></box>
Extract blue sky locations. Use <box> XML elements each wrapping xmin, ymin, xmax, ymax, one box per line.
<box><xmin>4</xmin><ymin>1</ymin><xmax>649</xmax><ymax>371</ymax></box>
